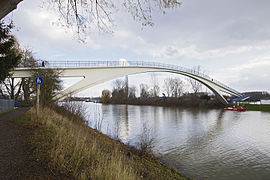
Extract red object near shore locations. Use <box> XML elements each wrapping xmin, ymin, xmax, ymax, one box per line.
<box><xmin>224</xmin><ymin>107</ymin><xmax>246</xmax><ymax>112</ymax></box>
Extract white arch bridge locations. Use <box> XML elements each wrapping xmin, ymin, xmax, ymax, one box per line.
<box><xmin>11</xmin><ymin>61</ymin><xmax>246</xmax><ymax>104</ymax></box>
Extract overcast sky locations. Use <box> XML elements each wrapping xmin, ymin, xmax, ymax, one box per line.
<box><xmin>4</xmin><ymin>0</ymin><xmax>270</xmax><ymax>96</ymax></box>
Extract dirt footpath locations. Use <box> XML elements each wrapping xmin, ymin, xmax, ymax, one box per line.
<box><xmin>0</xmin><ymin>107</ymin><xmax>31</xmax><ymax>179</ymax></box>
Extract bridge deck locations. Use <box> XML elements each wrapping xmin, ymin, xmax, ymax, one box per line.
<box><xmin>23</xmin><ymin>60</ymin><xmax>241</xmax><ymax>96</ymax></box>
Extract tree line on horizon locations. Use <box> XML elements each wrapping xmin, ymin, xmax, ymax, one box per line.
<box><xmin>101</xmin><ymin>75</ymin><xmax>224</xmax><ymax>107</ymax></box>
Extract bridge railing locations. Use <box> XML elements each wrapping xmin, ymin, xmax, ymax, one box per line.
<box><xmin>21</xmin><ymin>60</ymin><xmax>241</xmax><ymax>96</ymax></box>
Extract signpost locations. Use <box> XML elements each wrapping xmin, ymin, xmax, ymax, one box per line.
<box><xmin>35</xmin><ymin>76</ymin><xmax>43</xmax><ymax>119</ymax></box>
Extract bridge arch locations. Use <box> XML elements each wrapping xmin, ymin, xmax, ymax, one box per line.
<box><xmin>11</xmin><ymin>61</ymin><xmax>243</xmax><ymax>104</ymax></box>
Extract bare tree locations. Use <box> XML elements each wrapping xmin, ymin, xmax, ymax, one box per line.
<box><xmin>111</xmin><ymin>78</ymin><xmax>127</xmax><ymax>102</ymax></box>
<box><xmin>1</xmin><ymin>0</ymin><xmax>181</xmax><ymax>41</ymax></box>
<box><xmin>47</xmin><ymin>0</ymin><xmax>181</xmax><ymax>35</ymax></box>
<box><xmin>18</xmin><ymin>49</ymin><xmax>37</xmax><ymax>67</ymax></box>
<box><xmin>0</xmin><ymin>78</ymin><xmax>22</xmax><ymax>99</ymax></box>
<box><xmin>139</xmin><ymin>83</ymin><xmax>150</xmax><ymax>99</ymax></box>
<box><xmin>125</xmin><ymin>75</ymin><xmax>129</xmax><ymax>99</ymax></box>
<box><xmin>0</xmin><ymin>43</ymin><xmax>30</xmax><ymax>100</ymax></box>
<box><xmin>150</xmin><ymin>73</ymin><xmax>159</xmax><ymax>97</ymax></box>
<box><xmin>0</xmin><ymin>47</ymin><xmax>40</xmax><ymax>104</ymax></box>
<box><xmin>188</xmin><ymin>66</ymin><xmax>203</xmax><ymax>94</ymax></box>
<box><xmin>112</xmin><ymin>79</ymin><xmax>125</xmax><ymax>90</ymax></box>
<box><xmin>164</xmin><ymin>77</ymin><xmax>184</xmax><ymax>97</ymax></box>
<box><xmin>19</xmin><ymin>49</ymin><xmax>38</xmax><ymax>104</ymax></box>
<box><xmin>172</xmin><ymin>77</ymin><xmax>184</xmax><ymax>98</ymax></box>
<box><xmin>21</xmin><ymin>77</ymin><xmax>35</xmax><ymax>104</ymax></box>
<box><xmin>43</xmin><ymin>0</ymin><xmax>181</xmax><ymax>39</ymax></box>
<box><xmin>163</xmin><ymin>77</ymin><xmax>173</xmax><ymax>97</ymax></box>
<box><xmin>128</xmin><ymin>85</ymin><xmax>137</xmax><ymax>98</ymax></box>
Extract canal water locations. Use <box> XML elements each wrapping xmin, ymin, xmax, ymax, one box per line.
<box><xmin>84</xmin><ymin>102</ymin><xmax>270</xmax><ymax>180</ymax></box>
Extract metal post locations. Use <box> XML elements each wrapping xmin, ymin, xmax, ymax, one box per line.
<box><xmin>36</xmin><ymin>84</ymin><xmax>40</xmax><ymax>119</ymax></box>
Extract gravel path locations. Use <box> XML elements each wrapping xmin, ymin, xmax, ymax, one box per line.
<box><xmin>0</xmin><ymin>107</ymin><xmax>31</xmax><ymax>179</ymax></box>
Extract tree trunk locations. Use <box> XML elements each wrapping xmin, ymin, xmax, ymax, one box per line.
<box><xmin>0</xmin><ymin>0</ymin><xmax>23</xmax><ymax>20</ymax></box>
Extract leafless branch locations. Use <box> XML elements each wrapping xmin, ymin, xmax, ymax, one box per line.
<box><xmin>45</xmin><ymin>0</ymin><xmax>181</xmax><ymax>40</ymax></box>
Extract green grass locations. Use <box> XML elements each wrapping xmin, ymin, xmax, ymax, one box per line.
<box><xmin>18</xmin><ymin>107</ymin><xmax>190</xmax><ymax>180</ymax></box>
<box><xmin>245</xmin><ymin>104</ymin><xmax>270</xmax><ymax>112</ymax></box>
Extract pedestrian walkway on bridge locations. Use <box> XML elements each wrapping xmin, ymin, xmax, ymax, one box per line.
<box><xmin>12</xmin><ymin>61</ymin><xmax>248</xmax><ymax>104</ymax></box>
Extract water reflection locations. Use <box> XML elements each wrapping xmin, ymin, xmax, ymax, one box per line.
<box><xmin>85</xmin><ymin>103</ymin><xmax>270</xmax><ymax>180</ymax></box>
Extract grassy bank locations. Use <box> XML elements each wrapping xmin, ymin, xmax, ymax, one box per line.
<box><xmin>245</xmin><ymin>104</ymin><xmax>270</xmax><ymax>112</ymax></box>
<box><xmin>17</xmin><ymin>107</ymin><xmax>189</xmax><ymax>180</ymax></box>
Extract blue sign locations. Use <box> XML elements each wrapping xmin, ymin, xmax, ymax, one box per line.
<box><xmin>35</xmin><ymin>76</ymin><xmax>43</xmax><ymax>85</ymax></box>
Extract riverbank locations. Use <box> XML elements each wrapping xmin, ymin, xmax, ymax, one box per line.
<box><xmin>245</xmin><ymin>104</ymin><xmax>270</xmax><ymax>112</ymax></box>
<box><xmin>17</xmin><ymin>106</ymin><xmax>190</xmax><ymax>179</ymax></box>
<box><xmin>107</xmin><ymin>96</ymin><xmax>224</xmax><ymax>109</ymax></box>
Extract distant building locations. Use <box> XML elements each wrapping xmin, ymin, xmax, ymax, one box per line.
<box><xmin>261</xmin><ymin>100</ymin><xmax>270</xmax><ymax>104</ymax></box>
<box><xmin>242</xmin><ymin>91</ymin><xmax>270</xmax><ymax>102</ymax></box>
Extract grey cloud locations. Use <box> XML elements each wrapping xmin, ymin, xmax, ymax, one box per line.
<box><xmin>224</xmin><ymin>18</ymin><xmax>270</xmax><ymax>43</ymax></box>
<box><xmin>127</xmin><ymin>0</ymin><xmax>270</xmax><ymax>50</ymax></box>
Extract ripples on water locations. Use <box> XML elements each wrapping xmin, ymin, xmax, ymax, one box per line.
<box><xmin>85</xmin><ymin>103</ymin><xmax>270</xmax><ymax>180</ymax></box>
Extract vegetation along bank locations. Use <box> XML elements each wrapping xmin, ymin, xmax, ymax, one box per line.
<box><xmin>16</xmin><ymin>106</ymin><xmax>190</xmax><ymax>179</ymax></box>
<box><xmin>245</xmin><ymin>104</ymin><xmax>270</xmax><ymax>112</ymax></box>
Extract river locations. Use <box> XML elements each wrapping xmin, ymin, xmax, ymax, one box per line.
<box><xmin>84</xmin><ymin>102</ymin><xmax>270</xmax><ymax>180</ymax></box>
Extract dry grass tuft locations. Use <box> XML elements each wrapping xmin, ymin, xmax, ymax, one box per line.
<box><xmin>26</xmin><ymin>107</ymin><xmax>189</xmax><ymax>180</ymax></box>
<box><xmin>30</xmin><ymin>107</ymin><xmax>137</xmax><ymax>179</ymax></box>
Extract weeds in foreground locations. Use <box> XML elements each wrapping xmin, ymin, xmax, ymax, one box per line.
<box><xmin>136</xmin><ymin>122</ymin><xmax>155</xmax><ymax>156</ymax></box>
<box><xmin>30</xmin><ymin>107</ymin><xmax>137</xmax><ymax>179</ymax></box>
<box><xmin>26</xmin><ymin>106</ymin><xmax>188</xmax><ymax>180</ymax></box>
